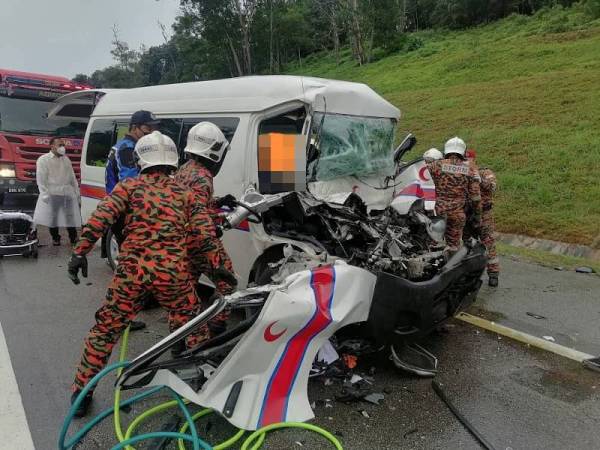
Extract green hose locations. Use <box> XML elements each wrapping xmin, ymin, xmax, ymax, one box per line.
<box><xmin>177</xmin><ymin>410</ymin><xmax>246</xmax><ymax>450</ymax></box>
<box><xmin>113</xmin><ymin>327</ymin><xmax>207</xmax><ymax>450</ymax></box>
<box><xmin>61</xmin><ymin>325</ymin><xmax>345</xmax><ymax>450</ymax></box>
<box><xmin>241</xmin><ymin>422</ymin><xmax>343</xmax><ymax>450</ymax></box>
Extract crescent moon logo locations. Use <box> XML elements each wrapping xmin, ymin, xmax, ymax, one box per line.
<box><xmin>264</xmin><ymin>321</ymin><xmax>287</xmax><ymax>342</ymax></box>
<box><xmin>419</xmin><ymin>167</ymin><xmax>430</xmax><ymax>181</ymax></box>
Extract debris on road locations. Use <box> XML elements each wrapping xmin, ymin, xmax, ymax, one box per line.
<box><xmin>403</xmin><ymin>428</ymin><xmax>419</xmax><ymax>439</ymax></box>
<box><xmin>317</xmin><ymin>340</ymin><xmax>340</xmax><ymax>365</ymax></box>
<box><xmin>343</xmin><ymin>354</ymin><xmax>358</xmax><ymax>369</ymax></box>
<box><xmin>526</xmin><ymin>312</ymin><xmax>547</xmax><ymax>320</ymax></box>
<box><xmin>390</xmin><ymin>342</ymin><xmax>438</xmax><ymax>377</ymax></box>
<box><xmin>350</xmin><ymin>374</ymin><xmax>364</xmax><ymax>384</ymax></box>
<box><xmin>554</xmin><ymin>266</ymin><xmax>564</xmax><ymax>271</ymax></box>
<box><xmin>360</xmin><ymin>410</ymin><xmax>370</xmax><ymax>419</ymax></box>
<box><xmin>542</xmin><ymin>336</ymin><xmax>556</xmax><ymax>342</ymax></box>
<box><xmin>364</xmin><ymin>393</ymin><xmax>385</xmax><ymax>405</ymax></box>
<box><xmin>583</xmin><ymin>357</ymin><xmax>600</xmax><ymax>373</ymax></box>
<box><xmin>575</xmin><ymin>266</ymin><xmax>594</xmax><ymax>274</ymax></box>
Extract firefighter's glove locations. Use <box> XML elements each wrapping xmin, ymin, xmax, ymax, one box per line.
<box><xmin>68</xmin><ymin>253</ymin><xmax>88</xmax><ymax>285</ymax></box>
<box><xmin>215</xmin><ymin>194</ymin><xmax>237</xmax><ymax>209</ymax></box>
<box><xmin>212</xmin><ymin>268</ymin><xmax>238</xmax><ymax>290</ymax></box>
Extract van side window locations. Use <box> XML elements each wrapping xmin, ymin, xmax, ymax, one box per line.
<box><xmin>86</xmin><ymin>119</ymin><xmax>115</xmax><ymax>167</ymax></box>
<box><xmin>257</xmin><ymin>109</ymin><xmax>307</xmax><ymax>194</ymax></box>
<box><xmin>159</xmin><ymin>119</ymin><xmax>183</xmax><ymax>149</ymax></box>
<box><xmin>115</xmin><ymin>118</ymin><xmax>182</xmax><ymax>152</ymax></box>
<box><xmin>179</xmin><ymin>118</ymin><xmax>240</xmax><ymax>159</ymax></box>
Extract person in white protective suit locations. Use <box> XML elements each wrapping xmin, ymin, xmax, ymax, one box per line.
<box><xmin>33</xmin><ymin>137</ymin><xmax>82</xmax><ymax>245</ymax></box>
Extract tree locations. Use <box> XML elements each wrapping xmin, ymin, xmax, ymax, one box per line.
<box><xmin>110</xmin><ymin>25</ymin><xmax>139</xmax><ymax>72</ymax></box>
<box><xmin>231</xmin><ymin>0</ymin><xmax>258</xmax><ymax>74</ymax></box>
<box><xmin>72</xmin><ymin>73</ymin><xmax>93</xmax><ymax>86</ymax></box>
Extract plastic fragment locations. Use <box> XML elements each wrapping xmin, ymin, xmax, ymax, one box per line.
<box><xmin>364</xmin><ymin>393</ymin><xmax>385</xmax><ymax>405</ymax></box>
<box><xmin>526</xmin><ymin>312</ymin><xmax>547</xmax><ymax>320</ymax></box>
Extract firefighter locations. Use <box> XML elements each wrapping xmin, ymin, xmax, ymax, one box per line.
<box><xmin>104</xmin><ymin>110</ymin><xmax>160</xmax><ymax>331</ymax></box>
<box><xmin>174</xmin><ymin>122</ymin><xmax>237</xmax><ymax>339</ymax></box>
<box><xmin>465</xmin><ymin>149</ymin><xmax>499</xmax><ymax>287</ymax></box>
<box><xmin>423</xmin><ymin>148</ymin><xmax>443</xmax><ymax>163</ymax></box>
<box><xmin>67</xmin><ymin>131</ymin><xmax>234</xmax><ymax>417</ymax></box>
<box><xmin>427</xmin><ymin>137</ymin><xmax>481</xmax><ymax>253</ymax></box>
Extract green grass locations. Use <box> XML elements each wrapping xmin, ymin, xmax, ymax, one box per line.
<box><xmin>497</xmin><ymin>242</ymin><xmax>600</xmax><ymax>273</ymax></box>
<box><xmin>287</xmin><ymin>6</ymin><xmax>600</xmax><ymax>245</ymax></box>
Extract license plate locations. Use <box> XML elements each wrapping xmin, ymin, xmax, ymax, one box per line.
<box><xmin>8</xmin><ymin>187</ymin><xmax>26</xmax><ymax>193</ymax></box>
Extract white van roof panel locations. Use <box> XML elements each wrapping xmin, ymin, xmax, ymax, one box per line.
<box><xmin>91</xmin><ymin>76</ymin><xmax>400</xmax><ymax>119</ymax></box>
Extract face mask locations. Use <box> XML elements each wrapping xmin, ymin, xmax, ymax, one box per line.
<box><xmin>56</xmin><ymin>146</ymin><xmax>66</xmax><ymax>156</ymax></box>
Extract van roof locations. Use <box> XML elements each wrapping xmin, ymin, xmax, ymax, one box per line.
<box><xmin>92</xmin><ymin>75</ymin><xmax>400</xmax><ymax>120</ymax></box>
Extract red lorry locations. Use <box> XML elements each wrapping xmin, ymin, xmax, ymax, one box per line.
<box><xmin>0</xmin><ymin>68</ymin><xmax>91</xmax><ymax>211</ymax></box>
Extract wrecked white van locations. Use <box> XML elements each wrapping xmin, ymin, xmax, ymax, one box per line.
<box><xmin>51</xmin><ymin>76</ymin><xmax>437</xmax><ymax>281</ymax></box>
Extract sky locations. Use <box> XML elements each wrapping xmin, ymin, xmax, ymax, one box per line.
<box><xmin>0</xmin><ymin>0</ymin><xmax>181</xmax><ymax>79</ymax></box>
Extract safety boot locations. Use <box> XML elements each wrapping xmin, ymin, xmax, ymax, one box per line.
<box><xmin>129</xmin><ymin>320</ymin><xmax>147</xmax><ymax>331</ymax></box>
<box><xmin>488</xmin><ymin>273</ymin><xmax>499</xmax><ymax>287</ymax></box>
<box><xmin>70</xmin><ymin>391</ymin><xmax>93</xmax><ymax>418</ymax></box>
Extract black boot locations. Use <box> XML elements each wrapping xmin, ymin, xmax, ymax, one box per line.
<box><xmin>71</xmin><ymin>391</ymin><xmax>93</xmax><ymax>418</ymax></box>
<box><xmin>129</xmin><ymin>320</ymin><xmax>146</xmax><ymax>331</ymax></box>
<box><xmin>488</xmin><ymin>273</ymin><xmax>499</xmax><ymax>287</ymax></box>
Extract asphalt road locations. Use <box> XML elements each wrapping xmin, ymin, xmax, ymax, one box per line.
<box><xmin>0</xmin><ymin>229</ymin><xmax>599</xmax><ymax>450</ymax></box>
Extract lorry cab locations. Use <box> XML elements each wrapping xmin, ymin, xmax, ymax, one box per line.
<box><xmin>67</xmin><ymin>76</ymin><xmax>408</xmax><ymax>285</ymax></box>
<box><xmin>0</xmin><ymin>68</ymin><xmax>91</xmax><ymax>211</ymax></box>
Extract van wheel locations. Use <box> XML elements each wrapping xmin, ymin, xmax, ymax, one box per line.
<box><xmin>105</xmin><ymin>229</ymin><xmax>120</xmax><ymax>271</ymax></box>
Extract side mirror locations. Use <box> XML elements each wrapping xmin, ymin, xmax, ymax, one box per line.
<box><xmin>393</xmin><ymin>133</ymin><xmax>417</xmax><ymax>164</ymax></box>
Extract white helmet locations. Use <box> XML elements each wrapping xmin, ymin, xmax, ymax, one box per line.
<box><xmin>134</xmin><ymin>131</ymin><xmax>179</xmax><ymax>172</ymax></box>
<box><xmin>444</xmin><ymin>136</ymin><xmax>466</xmax><ymax>156</ymax></box>
<box><xmin>184</xmin><ymin>122</ymin><xmax>229</xmax><ymax>163</ymax></box>
<box><xmin>423</xmin><ymin>148</ymin><xmax>443</xmax><ymax>161</ymax></box>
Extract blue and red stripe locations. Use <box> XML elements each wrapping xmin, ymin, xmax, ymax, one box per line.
<box><xmin>397</xmin><ymin>183</ymin><xmax>436</xmax><ymax>201</ymax></box>
<box><xmin>257</xmin><ymin>265</ymin><xmax>336</xmax><ymax>427</ymax></box>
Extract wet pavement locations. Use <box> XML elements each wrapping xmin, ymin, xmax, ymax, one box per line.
<box><xmin>0</xmin><ymin>230</ymin><xmax>599</xmax><ymax>449</ymax></box>
<box><xmin>473</xmin><ymin>257</ymin><xmax>600</xmax><ymax>355</ymax></box>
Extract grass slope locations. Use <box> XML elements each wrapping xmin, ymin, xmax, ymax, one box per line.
<box><xmin>288</xmin><ymin>7</ymin><xmax>600</xmax><ymax>245</ymax></box>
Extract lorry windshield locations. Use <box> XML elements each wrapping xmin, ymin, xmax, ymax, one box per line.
<box><xmin>0</xmin><ymin>94</ymin><xmax>86</xmax><ymax>138</ymax></box>
<box><xmin>308</xmin><ymin>112</ymin><xmax>396</xmax><ymax>181</ymax></box>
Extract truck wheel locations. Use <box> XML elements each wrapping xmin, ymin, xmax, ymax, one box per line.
<box><xmin>105</xmin><ymin>229</ymin><xmax>120</xmax><ymax>271</ymax></box>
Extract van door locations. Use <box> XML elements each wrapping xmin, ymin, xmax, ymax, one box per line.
<box><xmin>46</xmin><ymin>89</ymin><xmax>112</xmax><ymax>122</ymax></box>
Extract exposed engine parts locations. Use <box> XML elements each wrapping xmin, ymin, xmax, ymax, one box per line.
<box><xmin>259</xmin><ymin>191</ymin><xmax>447</xmax><ymax>281</ymax></box>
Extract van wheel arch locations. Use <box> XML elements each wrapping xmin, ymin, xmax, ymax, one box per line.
<box><xmin>248</xmin><ymin>244</ymin><xmax>287</xmax><ymax>286</ymax></box>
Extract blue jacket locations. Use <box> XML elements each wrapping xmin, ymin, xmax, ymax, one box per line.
<box><xmin>105</xmin><ymin>135</ymin><xmax>139</xmax><ymax>193</ymax></box>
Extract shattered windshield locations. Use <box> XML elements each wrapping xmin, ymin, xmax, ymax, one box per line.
<box><xmin>308</xmin><ymin>113</ymin><xmax>396</xmax><ymax>181</ymax></box>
